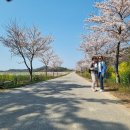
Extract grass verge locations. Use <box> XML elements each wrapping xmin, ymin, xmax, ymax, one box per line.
<box><xmin>0</xmin><ymin>72</ymin><xmax>69</xmax><ymax>90</ymax></box>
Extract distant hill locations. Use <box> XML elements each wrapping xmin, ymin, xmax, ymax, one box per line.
<box><xmin>3</xmin><ymin>66</ymin><xmax>72</xmax><ymax>72</ymax></box>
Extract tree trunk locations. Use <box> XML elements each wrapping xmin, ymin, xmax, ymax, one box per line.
<box><xmin>30</xmin><ymin>60</ymin><xmax>33</xmax><ymax>82</ymax></box>
<box><xmin>115</xmin><ymin>42</ymin><xmax>120</xmax><ymax>84</ymax></box>
<box><xmin>53</xmin><ymin>71</ymin><xmax>54</xmax><ymax>77</ymax></box>
<box><xmin>85</xmin><ymin>68</ymin><xmax>87</xmax><ymax>76</ymax></box>
<box><xmin>57</xmin><ymin>70</ymin><xmax>58</xmax><ymax>77</ymax></box>
<box><xmin>45</xmin><ymin>66</ymin><xmax>48</xmax><ymax>77</ymax></box>
<box><xmin>21</xmin><ymin>53</ymin><xmax>33</xmax><ymax>82</ymax></box>
<box><xmin>29</xmin><ymin>70</ymin><xmax>33</xmax><ymax>82</ymax></box>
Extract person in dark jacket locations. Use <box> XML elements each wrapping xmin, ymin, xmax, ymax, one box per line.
<box><xmin>98</xmin><ymin>56</ymin><xmax>107</xmax><ymax>92</ymax></box>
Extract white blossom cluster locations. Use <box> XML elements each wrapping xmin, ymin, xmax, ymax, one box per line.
<box><xmin>77</xmin><ymin>0</ymin><xmax>130</xmax><ymax>71</ymax></box>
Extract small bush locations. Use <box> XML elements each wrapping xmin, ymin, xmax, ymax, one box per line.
<box><xmin>33</xmin><ymin>75</ymin><xmax>45</xmax><ymax>81</ymax></box>
<box><xmin>77</xmin><ymin>71</ymin><xmax>91</xmax><ymax>79</ymax></box>
<box><xmin>119</xmin><ymin>62</ymin><xmax>130</xmax><ymax>86</ymax></box>
<box><xmin>104</xmin><ymin>62</ymin><xmax>130</xmax><ymax>92</ymax></box>
<box><xmin>107</xmin><ymin>66</ymin><xmax>115</xmax><ymax>78</ymax></box>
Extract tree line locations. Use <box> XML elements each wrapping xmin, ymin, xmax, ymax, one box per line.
<box><xmin>0</xmin><ymin>22</ymin><xmax>63</xmax><ymax>81</ymax></box>
<box><xmin>77</xmin><ymin>0</ymin><xmax>130</xmax><ymax>84</ymax></box>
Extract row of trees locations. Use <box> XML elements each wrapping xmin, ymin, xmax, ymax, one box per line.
<box><xmin>0</xmin><ymin>23</ymin><xmax>63</xmax><ymax>81</ymax></box>
<box><xmin>77</xmin><ymin>0</ymin><xmax>130</xmax><ymax>83</ymax></box>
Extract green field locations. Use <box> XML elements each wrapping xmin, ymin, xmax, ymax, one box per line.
<box><xmin>0</xmin><ymin>72</ymin><xmax>69</xmax><ymax>89</ymax></box>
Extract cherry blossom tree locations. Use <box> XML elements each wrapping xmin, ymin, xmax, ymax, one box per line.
<box><xmin>119</xmin><ymin>46</ymin><xmax>130</xmax><ymax>61</ymax></box>
<box><xmin>51</xmin><ymin>55</ymin><xmax>63</xmax><ymax>77</ymax></box>
<box><xmin>86</xmin><ymin>0</ymin><xmax>130</xmax><ymax>83</ymax></box>
<box><xmin>76</xmin><ymin>59</ymin><xmax>88</xmax><ymax>73</ymax></box>
<box><xmin>80</xmin><ymin>32</ymin><xmax>113</xmax><ymax>59</ymax></box>
<box><xmin>56</xmin><ymin>58</ymin><xmax>63</xmax><ymax>76</ymax></box>
<box><xmin>40</xmin><ymin>50</ymin><xmax>54</xmax><ymax>77</ymax></box>
<box><xmin>0</xmin><ymin>23</ymin><xmax>53</xmax><ymax>81</ymax></box>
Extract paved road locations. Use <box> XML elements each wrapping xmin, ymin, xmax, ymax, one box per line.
<box><xmin>0</xmin><ymin>72</ymin><xmax>130</xmax><ymax>130</ymax></box>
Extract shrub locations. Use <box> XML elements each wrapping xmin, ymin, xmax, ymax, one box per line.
<box><xmin>119</xmin><ymin>62</ymin><xmax>130</xmax><ymax>86</ymax></box>
<box><xmin>32</xmin><ymin>75</ymin><xmax>45</xmax><ymax>81</ymax></box>
<box><xmin>107</xmin><ymin>66</ymin><xmax>114</xmax><ymax>78</ymax></box>
<box><xmin>77</xmin><ymin>71</ymin><xmax>91</xmax><ymax>79</ymax></box>
<box><xmin>106</xmin><ymin>62</ymin><xmax>130</xmax><ymax>87</ymax></box>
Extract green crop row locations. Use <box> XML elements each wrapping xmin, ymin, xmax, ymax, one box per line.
<box><xmin>0</xmin><ymin>74</ymin><xmax>55</xmax><ymax>88</ymax></box>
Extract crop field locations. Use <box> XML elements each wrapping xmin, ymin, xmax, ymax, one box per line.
<box><xmin>0</xmin><ymin>72</ymin><xmax>69</xmax><ymax>89</ymax></box>
<box><xmin>0</xmin><ymin>72</ymin><xmax>68</xmax><ymax>76</ymax></box>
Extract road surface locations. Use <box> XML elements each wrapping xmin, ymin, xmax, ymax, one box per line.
<box><xmin>0</xmin><ymin>72</ymin><xmax>130</xmax><ymax>130</ymax></box>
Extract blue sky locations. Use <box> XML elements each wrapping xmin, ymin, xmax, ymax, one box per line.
<box><xmin>0</xmin><ymin>0</ymin><xmax>95</xmax><ymax>70</ymax></box>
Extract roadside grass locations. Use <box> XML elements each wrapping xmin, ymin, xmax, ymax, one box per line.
<box><xmin>104</xmin><ymin>78</ymin><xmax>130</xmax><ymax>93</ymax></box>
<box><xmin>76</xmin><ymin>71</ymin><xmax>130</xmax><ymax>92</ymax></box>
<box><xmin>0</xmin><ymin>72</ymin><xmax>69</xmax><ymax>90</ymax></box>
<box><xmin>76</xmin><ymin>71</ymin><xmax>91</xmax><ymax>80</ymax></box>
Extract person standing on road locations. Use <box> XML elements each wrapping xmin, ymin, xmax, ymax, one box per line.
<box><xmin>89</xmin><ymin>56</ymin><xmax>98</xmax><ymax>91</ymax></box>
<box><xmin>98</xmin><ymin>56</ymin><xmax>107</xmax><ymax>92</ymax></box>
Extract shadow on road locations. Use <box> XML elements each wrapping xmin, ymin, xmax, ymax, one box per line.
<box><xmin>79</xmin><ymin>98</ymin><xmax>122</xmax><ymax>105</ymax></box>
<box><xmin>0</xmin><ymin>80</ymin><xmax>129</xmax><ymax>130</ymax></box>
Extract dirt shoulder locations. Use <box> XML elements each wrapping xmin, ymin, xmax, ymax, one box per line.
<box><xmin>104</xmin><ymin>85</ymin><xmax>130</xmax><ymax>109</ymax></box>
<box><xmin>110</xmin><ymin>91</ymin><xmax>130</xmax><ymax>109</ymax></box>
